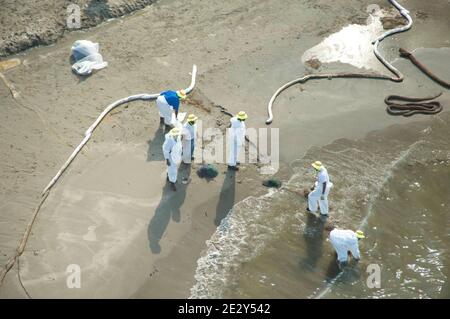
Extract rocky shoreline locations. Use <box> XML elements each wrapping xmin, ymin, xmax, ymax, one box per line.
<box><xmin>0</xmin><ymin>0</ymin><xmax>155</xmax><ymax>57</ymax></box>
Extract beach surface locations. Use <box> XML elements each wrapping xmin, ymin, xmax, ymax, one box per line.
<box><xmin>0</xmin><ymin>0</ymin><xmax>449</xmax><ymax>298</ymax></box>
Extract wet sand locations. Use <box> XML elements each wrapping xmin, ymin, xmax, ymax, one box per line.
<box><xmin>0</xmin><ymin>0</ymin><xmax>449</xmax><ymax>298</ymax></box>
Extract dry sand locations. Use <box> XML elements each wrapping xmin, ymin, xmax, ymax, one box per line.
<box><xmin>0</xmin><ymin>0</ymin><xmax>449</xmax><ymax>298</ymax></box>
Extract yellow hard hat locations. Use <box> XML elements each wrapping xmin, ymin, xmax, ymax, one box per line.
<box><xmin>176</xmin><ymin>89</ymin><xmax>187</xmax><ymax>100</ymax></box>
<box><xmin>187</xmin><ymin>114</ymin><xmax>198</xmax><ymax>122</ymax></box>
<box><xmin>311</xmin><ymin>161</ymin><xmax>323</xmax><ymax>170</ymax></box>
<box><xmin>169</xmin><ymin>127</ymin><xmax>181</xmax><ymax>136</ymax></box>
<box><xmin>355</xmin><ymin>230</ymin><xmax>365</xmax><ymax>239</ymax></box>
<box><xmin>237</xmin><ymin>111</ymin><xmax>248</xmax><ymax>120</ymax></box>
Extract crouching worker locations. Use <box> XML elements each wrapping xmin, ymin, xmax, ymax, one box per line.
<box><xmin>307</xmin><ymin>161</ymin><xmax>333</xmax><ymax>216</ymax></box>
<box><xmin>163</xmin><ymin>128</ymin><xmax>182</xmax><ymax>191</ymax></box>
<box><xmin>325</xmin><ymin>224</ymin><xmax>365</xmax><ymax>269</ymax></box>
<box><xmin>182</xmin><ymin>114</ymin><xmax>198</xmax><ymax>164</ymax></box>
<box><xmin>156</xmin><ymin>89</ymin><xmax>187</xmax><ymax>128</ymax></box>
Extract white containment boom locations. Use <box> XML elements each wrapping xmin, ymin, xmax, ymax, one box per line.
<box><xmin>43</xmin><ymin>64</ymin><xmax>197</xmax><ymax>195</ymax></box>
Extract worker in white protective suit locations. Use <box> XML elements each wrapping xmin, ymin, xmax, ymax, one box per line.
<box><xmin>156</xmin><ymin>89</ymin><xmax>187</xmax><ymax>128</ymax></box>
<box><xmin>182</xmin><ymin>114</ymin><xmax>198</xmax><ymax>164</ymax></box>
<box><xmin>325</xmin><ymin>225</ymin><xmax>365</xmax><ymax>268</ymax></box>
<box><xmin>163</xmin><ymin>127</ymin><xmax>183</xmax><ymax>191</ymax></box>
<box><xmin>307</xmin><ymin>161</ymin><xmax>333</xmax><ymax>216</ymax></box>
<box><xmin>227</xmin><ymin>111</ymin><xmax>247</xmax><ymax>171</ymax></box>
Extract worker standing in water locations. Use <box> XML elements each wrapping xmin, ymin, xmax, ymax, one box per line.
<box><xmin>325</xmin><ymin>224</ymin><xmax>365</xmax><ymax>268</ymax></box>
<box><xmin>307</xmin><ymin>161</ymin><xmax>333</xmax><ymax>216</ymax></box>
<box><xmin>156</xmin><ymin>89</ymin><xmax>187</xmax><ymax>128</ymax></box>
<box><xmin>227</xmin><ymin>111</ymin><xmax>248</xmax><ymax>171</ymax></box>
<box><xmin>182</xmin><ymin>114</ymin><xmax>198</xmax><ymax>164</ymax></box>
<box><xmin>163</xmin><ymin>127</ymin><xmax>183</xmax><ymax>191</ymax></box>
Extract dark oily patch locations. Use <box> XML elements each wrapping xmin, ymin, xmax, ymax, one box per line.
<box><xmin>262</xmin><ymin>178</ymin><xmax>282</xmax><ymax>188</ymax></box>
<box><xmin>305</xmin><ymin>58</ymin><xmax>322</xmax><ymax>70</ymax></box>
<box><xmin>197</xmin><ymin>164</ymin><xmax>219</xmax><ymax>179</ymax></box>
<box><xmin>381</xmin><ymin>16</ymin><xmax>408</xmax><ymax>30</ymax></box>
<box><xmin>415</xmin><ymin>11</ymin><xmax>429</xmax><ymax>20</ymax></box>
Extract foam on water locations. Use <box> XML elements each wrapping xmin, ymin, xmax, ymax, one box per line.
<box><xmin>189</xmin><ymin>189</ymin><xmax>290</xmax><ymax>298</ymax></box>
<box><xmin>301</xmin><ymin>13</ymin><xmax>385</xmax><ymax>71</ymax></box>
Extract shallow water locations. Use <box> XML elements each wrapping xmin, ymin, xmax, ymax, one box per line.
<box><xmin>190</xmin><ymin>111</ymin><xmax>450</xmax><ymax>299</ymax></box>
<box><xmin>327</xmin><ymin>161</ymin><xmax>450</xmax><ymax>298</ymax></box>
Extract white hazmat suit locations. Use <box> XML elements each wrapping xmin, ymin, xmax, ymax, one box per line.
<box><xmin>329</xmin><ymin>229</ymin><xmax>361</xmax><ymax>263</ymax></box>
<box><xmin>308</xmin><ymin>167</ymin><xmax>333</xmax><ymax>215</ymax></box>
<box><xmin>157</xmin><ymin>95</ymin><xmax>176</xmax><ymax>126</ymax></box>
<box><xmin>182</xmin><ymin>121</ymin><xmax>197</xmax><ymax>164</ymax></box>
<box><xmin>162</xmin><ymin>133</ymin><xmax>182</xmax><ymax>183</ymax></box>
<box><xmin>227</xmin><ymin>117</ymin><xmax>246</xmax><ymax>167</ymax></box>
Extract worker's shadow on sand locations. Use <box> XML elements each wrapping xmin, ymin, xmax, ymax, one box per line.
<box><xmin>299</xmin><ymin>213</ymin><xmax>326</xmax><ymax>272</ymax></box>
<box><xmin>214</xmin><ymin>169</ymin><xmax>236</xmax><ymax>226</ymax></box>
<box><xmin>146</xmin><ymin>127</ymin><xmax>166</xmax><ymax>161</ymax></box>
<box><xmin>147</xmin><ymin>165</ymin><xmax>191</xmax><ymax>254</ymax></box>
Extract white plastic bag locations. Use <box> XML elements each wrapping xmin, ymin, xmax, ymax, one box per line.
<box><xmin>71</xmin><ymin>40</ymin><xmax>108</xmax><ymax>76</ymax></box>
